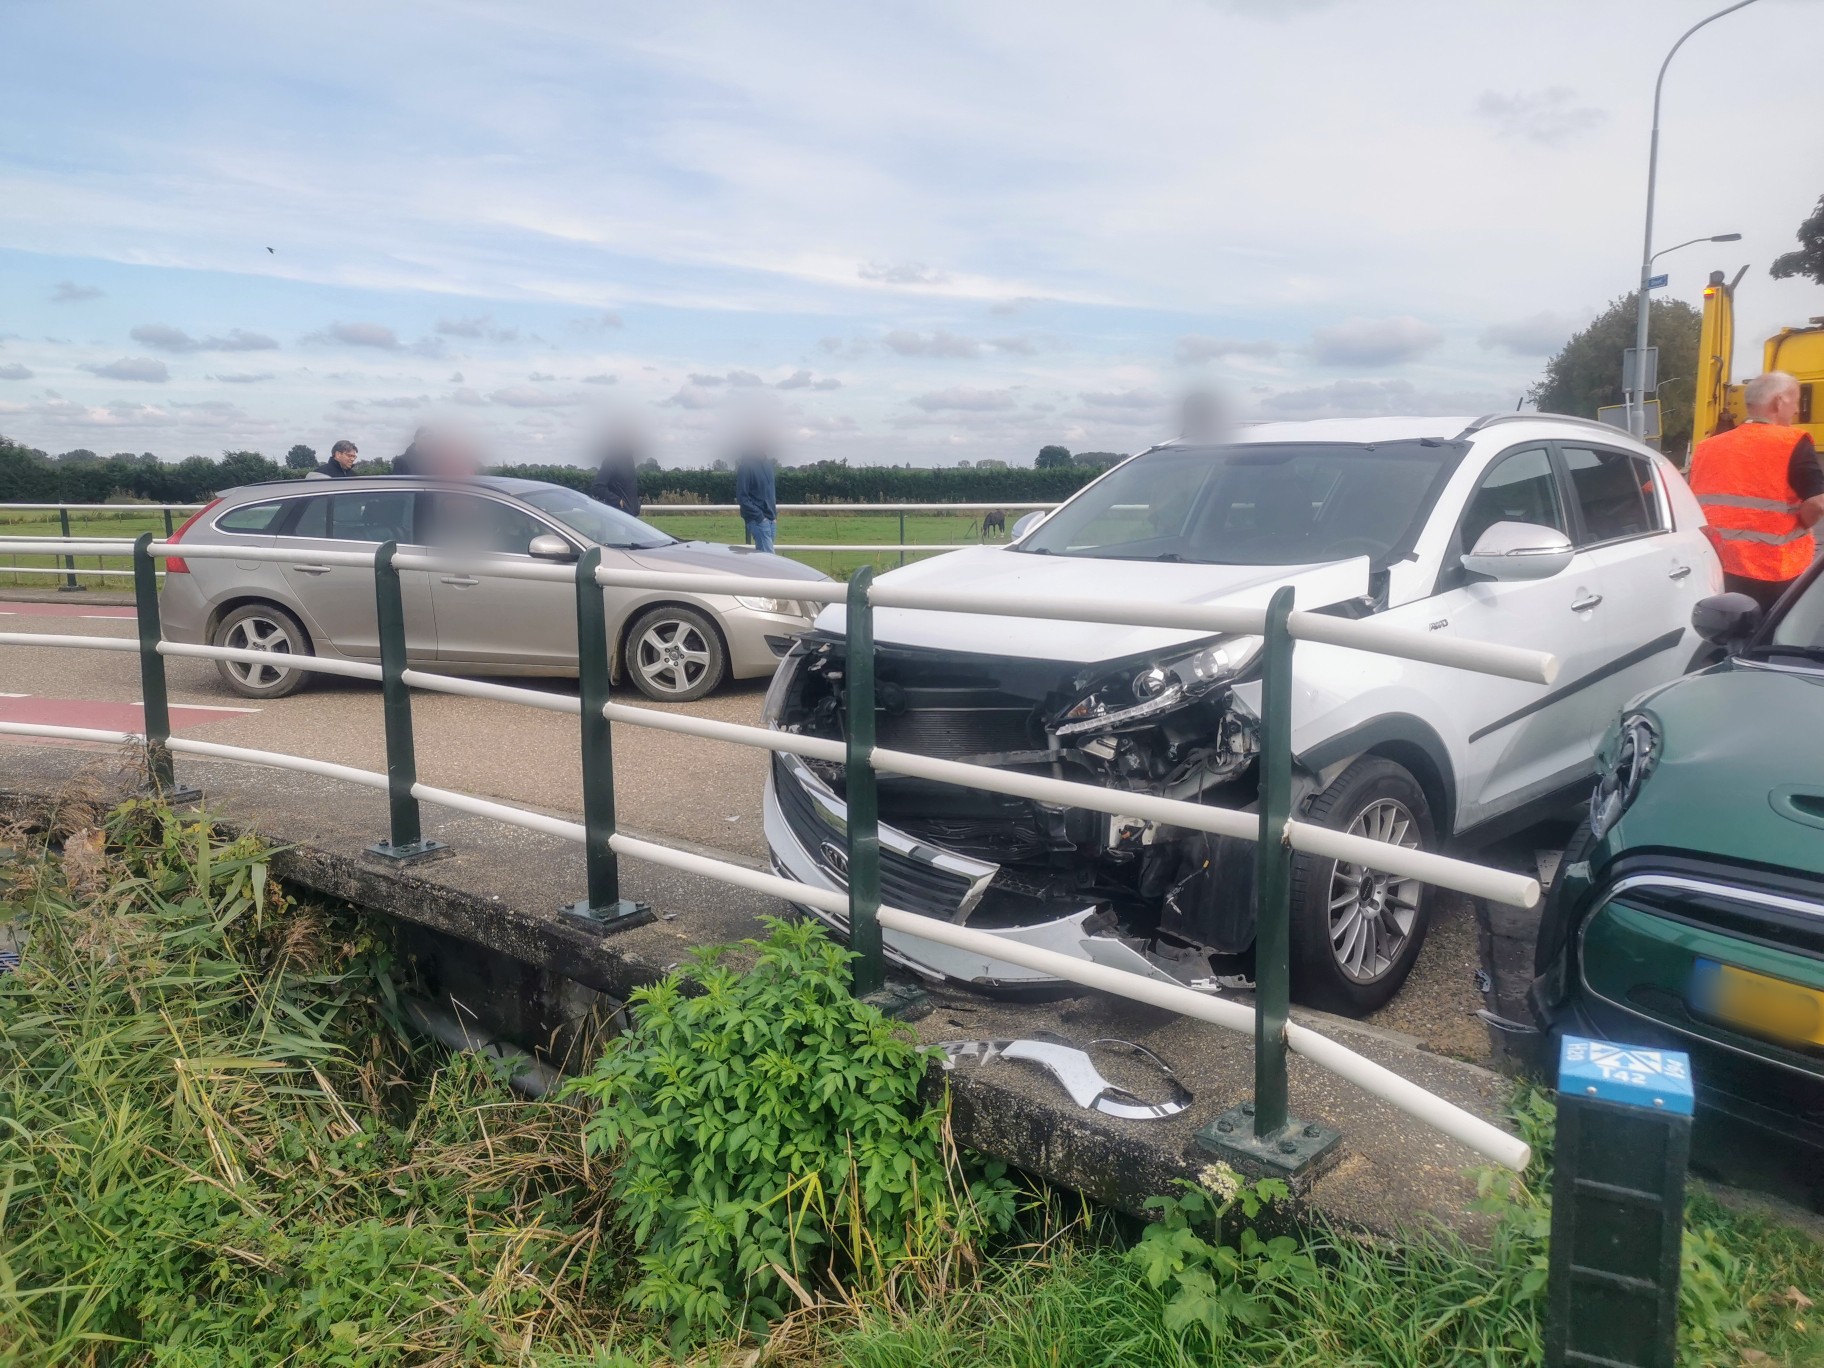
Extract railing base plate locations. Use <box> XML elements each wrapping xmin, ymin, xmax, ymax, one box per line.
<box><xmin>561</xmin><ymin>898</ymin><xmax>655</xmax><ymax>933</ymax></box>
<box><xmin>365</xmin><ymin>838</ymin><xmax>450</xmax><ymax>866</ymax></box>
<box><xmin>1194</xmin><ymin>1103</ymin><xmax>1341</xmax><ymax>1179</ymax></box>
<box><xmin>147</xmin><ymin>785</ymin><xmax>203</xmax><ymax>805</ymax></box>
<box><xmin>861</xmin><ymin>981</ymin><xmax>932</xmax><ymax>1021</ymax></box>
<box><xmin>56</xmin><ymin>584</ymin><xmax>89</xmax><ymax>594</ymax></box>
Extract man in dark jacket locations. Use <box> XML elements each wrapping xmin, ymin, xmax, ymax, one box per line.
<box><xmin>735</xmin><ymin>448</ymin><xmax>777</xmax><ymax>552</ymax></box>
<box><xmin>316</xmin><ymin>439</ymin><xmax>359</xmax><ymax>478</ymax></box>
<box><xmin>589</xmin><ymin>442</ymin><xmax>642</xmax><ymax>516</ymax></box>
<box><xmin>393</xmin><ymin>425</ymin><xmax>431</xmax><ymax>476</ymax></box>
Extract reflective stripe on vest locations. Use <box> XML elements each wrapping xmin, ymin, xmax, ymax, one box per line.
<box><xmin>1689</xmin><ymin>422</ymin><xmax>1815</xmax><ymax>581</ymax></box>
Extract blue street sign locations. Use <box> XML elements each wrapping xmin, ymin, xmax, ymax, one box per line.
<box><xmin>1558</xmin><ymin>1035</ymin><xmax>1693</xmax><ymax>1114</ymax></box>
<box><xmin>1647</xmin><ymin>273</ymin><xmax>1669</xmax><ymax>290</ymax></box>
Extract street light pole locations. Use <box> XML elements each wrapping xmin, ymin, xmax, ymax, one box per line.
<box><xmin>1631</xmin><ymin>0</ymin><xmax>1762</xmax><ymax>439</ymax></box>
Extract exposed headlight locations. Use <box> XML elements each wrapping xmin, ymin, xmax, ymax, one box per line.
<box><xmin>1054</xmin><ymin>635</ymin><xmax>1263</xmax><ymax>738</ymax></box>
<box><xmin>1588</xmin><ymin>714</ymin><xmax>1660</xmax><ymax>840</ymax></box>
<box><xmin>735</xmin><ymin>596</ymin><xmax>804</xmax><ymax>617</ymax></box>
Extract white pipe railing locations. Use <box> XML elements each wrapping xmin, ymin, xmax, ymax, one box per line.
<box><xmin>0</xmin><ymin>535</ymin><xmax>1550</xmax><ymax>1170</ymax></box>
<box><xmin>0</xmin><ymin>537</ymin><xmax>143</xmax><ymax>557</ymax></box>
<box><xmin>400</xmin><ymin>670</ymin><xmax>581</xmax><ymax>713</ymax></box>
<box><xmin>158</xmin><ymin>641</ymin><xmax>385</xmax><ymax>681</ymax></box>
<box><xmin>0</xmin><ymin>565</ymin><xmax>161</xmax><ymax>578</ymax></box>
<box><xmin>0</xmin><ymin>503</ymin><xmax>203</xmax><ymax>513</ymax></box>
<box><xmin>0</xmin><ymin>631</ymin><xmax>139</xmax><ymax>653</ymax></box>
<box><xmin>147</xmin><ymin>541</ymin><xmax>377</xmax><ymax>568</ymax></box>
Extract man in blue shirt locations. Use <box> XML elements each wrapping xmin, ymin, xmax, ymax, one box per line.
<box><xmin>735</xmin><ymin>448</ymin><xmax>777</xmax><ymax>553</ymax></box>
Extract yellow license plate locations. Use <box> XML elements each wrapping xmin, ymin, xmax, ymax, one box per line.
<box><xmin>1690</xmin><ymin>959</ymin><xmax>1824</xmax><ymax>1048</ymax></box>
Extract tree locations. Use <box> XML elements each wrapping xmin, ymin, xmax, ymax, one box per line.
<box><xmin>285</xmin><ymin>444</ymin><xmax>317</xmax><ymax>470</ymax></box>
<box><xmin>1035</xmin><ymin>444</ymin><xmax>1071</xmax><ymax>469</ymax></box>
<box><xmin>636</xmin><ymin>456</ymin><xmax>660</xmax><ymax>473</ymax></box>
<box><xmin>1770</xmin><ymin>192</ymin><xmax>1824</xmax><ymax>286</ymax></box>
<box><xmin>710</xmin><ymin>457</ymin><xmax>731</xmax><ymax>472</ymax></box>
<box><xmin>1073</xmin><ymin>451</ymin><xmax>1126</xmax><ymax>472</ymax></box>
<box><xmin>1529</xmin><ymin>293</ymin><xmax>1702</xmax><ymax>453</ymax></box>
<box><xmin>215</xmin><ymin>449</ymin><xmax>282</xmax><ymax>490</ymax></box>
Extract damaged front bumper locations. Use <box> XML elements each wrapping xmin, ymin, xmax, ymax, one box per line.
<box><xmin>764</xmin><ymin>750</ymin><xmax>1189</xmax><ymax>994</ymax></box>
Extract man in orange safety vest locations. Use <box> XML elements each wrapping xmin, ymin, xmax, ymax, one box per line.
<box><xmin>1688</xmin><ymin>371</ymin><xmax>1824</xmax><ymax>613</ymax></box>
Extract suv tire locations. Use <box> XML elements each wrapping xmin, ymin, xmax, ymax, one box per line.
<box><xmin>212</xmin><ymin>603</ymin><xmax>312</xmax><ymax>699</ymax></box>
<box><xmin>1288</xmin><ymin>755</ymin><xmax>1435</xmax><ymax>1016</ymax></box>
<box><xmin>625</xmin><ymin>605</ymin><xmax>727</xmax><ymax>702</ymax></box>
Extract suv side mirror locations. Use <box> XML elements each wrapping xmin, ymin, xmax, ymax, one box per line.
<box><xmin>528</xmin><ymin>533</ymin><xmax>578</xmax><ymax>561</ymax></box>
<box><xmin>1010</xmin><ymin>510</ymin><xmax>1048</xmax><ymax>540</ymax></box>
<box><xmin>1460</xmin><ymin>521</ymin><xmax>1574</xmax><ymax>581</ymax></box>
<box><xmin>1692</xmin><ymin>592</ymin><xmax>1761</xmax><ymax>651</ymax></box>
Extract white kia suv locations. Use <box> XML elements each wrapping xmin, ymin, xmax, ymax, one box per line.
<box><xmin>763</xmin><ymin>415</ymin><xmax>1721</xmax><ymax>1013</ymax></box>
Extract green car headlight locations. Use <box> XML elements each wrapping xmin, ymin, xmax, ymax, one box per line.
<box><xmin>1589</xmin><ymin>714</ymin><xmax>1660</xmax><ymax>840</ymax></box>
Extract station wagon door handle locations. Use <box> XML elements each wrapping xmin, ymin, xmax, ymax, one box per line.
<box><xmin>1668</xmin><ymin>565</ymin><xmax>1692</xmax><ymax>580</ymax></box>
<box><xmin>439</xmin><ymin>575</ymin><xmax>480</xmax><ymax>587</ymax></box>
<box><xmin>1571</xmin><ymin>594</ymin><xmax>1604</xmax><ymax>612</ymax></box>
<box><xmin>294</xmin><ymin>564</ymin><xmax>333</xmax><ymax>576</ymax></box>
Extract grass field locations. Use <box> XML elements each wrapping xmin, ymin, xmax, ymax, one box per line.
<box><xmin>0</xmin><ymin>503</ymin><xmax>1009</xmax><ymax>589</ymax></box>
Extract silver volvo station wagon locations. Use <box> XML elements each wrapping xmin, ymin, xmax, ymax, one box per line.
<box><xmin>158</xmin><ymin>476</ymin><xmax>828</xmax><ymax>702</ymax></box>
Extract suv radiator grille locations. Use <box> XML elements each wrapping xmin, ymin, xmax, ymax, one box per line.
<box><xmin>773</xmin><ymin>754</ymin><xmax>981</xmax><ymax>917</ymax></box>
<box><xmin>875</xmin><ymin>707</ymin><xmax>1033</xmax><ymax>760</ymax></box>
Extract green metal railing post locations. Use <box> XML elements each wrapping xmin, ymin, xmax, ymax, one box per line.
<box><xmin>1252</xmin><ymin>585</ymin><xmax>1296</xmax><ymax>1138</ymax></box>
<box><xmin>1195</xmin><ymin>585</ymin><xmax>1339</xmax><ymax>1178</ymax></box>
<box><xmin>564</xmin><ymin>546</ymin><xmax>652</xmax><ymax>930</ymax></box>
<box><xmin>162</xmin><ymin>507</ymin><xmax>175</xmax><ymax>538</ymax></box>
<box><xmin>132</xmin><ymin>533</ymin><xmax>197</xmax><ymax>801</ymax></box>
<box><xmin>845</xmin><ymin>567</ymin><xmax>885</xmax><ymax>997</ymax></box>
<box><xmin>897</xmin><ymin>510</ymin><xmax>906</xmax><ymax>568</ymax></box>
<box><xmin>365</xmin><ymin>542</ymin><xmax>445</xmax><ymax>864</ymax></box>
<box><xmin>57</xmin><ymin>506</ymin><xmax>86</xmax><ymax>592</ymax></box>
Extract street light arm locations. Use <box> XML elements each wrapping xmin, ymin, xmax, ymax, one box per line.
<box><xmin>1651</xmin><ymin>233</ymin><xmax>1740</xmax><ymax>264</ymax></box>
<box><xmin>1631</xmin><ymin>0</ymin><xmax>1763</xmax><ymax>440</ymax></box>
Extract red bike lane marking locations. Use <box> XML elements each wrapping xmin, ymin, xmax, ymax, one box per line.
<box><xmin>0</xmin><ymin>696</ymin><xmax>257</xmax><ymax>734</ymax></box>
<box><xmin>0</xmin><ymin>601</ymin><xmax>136</xmax><ymax>620</ymax></box>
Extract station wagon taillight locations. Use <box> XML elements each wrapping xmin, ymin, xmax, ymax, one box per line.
<box><xmin>163</xmin><ymin>498</ymin><xmax>222</xmax><ymax>574</ymax></box>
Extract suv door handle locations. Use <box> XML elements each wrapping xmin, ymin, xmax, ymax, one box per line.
<box><xmin>1668</xmin><ymin>565</ymin><xmax>1692</xmax><ymax>580</ymax></box>
<box><xmin>295</xmin><ymin>564</ymin><xmax>332</xmax><ymax>576</ymax></box>
<box><xmin>439</xmin><ymin>575</ymin><xmax>480</xmax><ymax>587</ymax></box>
<box><xmin>1571</xmin><ymin>594</ymin><xmax>1604</xmax><ymax>612</ymax></box>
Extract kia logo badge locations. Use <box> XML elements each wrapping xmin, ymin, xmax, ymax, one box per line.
<box><xmin>819</xmin><ymin>841</ymin><xmax>850</xmax><ymax>877</ymax></box>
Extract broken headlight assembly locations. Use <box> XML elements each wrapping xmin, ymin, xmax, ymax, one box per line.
<box><xmin>1588</xmin><ymin>713</ymin><xmax>1660</xmax><ymax>840</ymax></box>
<box><xmin>1053</xmin><ymin>636</ymin><xmax>1263</xmax><ymax>738</ymax></box>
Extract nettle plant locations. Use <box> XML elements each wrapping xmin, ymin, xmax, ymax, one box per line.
<box><xmin>565</xmin><ymin>917</ymin><xmax>1017</xmax><ymax>1335</ymax></box>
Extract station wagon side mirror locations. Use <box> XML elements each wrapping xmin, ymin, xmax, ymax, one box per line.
<box><xmin>1691</xmin><ymin>592</ymin><xmax>1761</xmax><ymax>652</ymax></box>
<box><xmin>1460</xmin><ymin>521</ymin><xmax>1574</xmax><ymax>581</ymax></box>
<box><xmin>528</xmin><ymin>533</ymin><xmax>578</xmax><ymax>561</ymax></box>
<box><xmin>1010</xmin><ymin>510</ymin><xmax>1048</xmax><ymax>540</ymax></box>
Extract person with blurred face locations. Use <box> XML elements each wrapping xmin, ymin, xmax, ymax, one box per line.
<box><xmin>316</xmin><ymin>439</ymin><xmax>359</xmax><ymax>478</ymax></box>
<box><xmin>589</xmin><ymin>437</ymin><xmax>643</xmax><ymax>516</ymax></box>
<box><xmin>735</xmin><ymin>445</ymin><xmax>777</xmax><ymax>553</ymax></box>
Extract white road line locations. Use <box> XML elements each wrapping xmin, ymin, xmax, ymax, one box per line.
<box><xmin>0</xmin><ymin>692</ymin><xmax>30</xmax><ymax>698</ymax></box>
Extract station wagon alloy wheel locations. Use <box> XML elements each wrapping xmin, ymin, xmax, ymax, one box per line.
<box><xmin>211</xmin><ymin>603</ymin><xmax>310</xmax><ymax>699</ymax></box>
<box><xmin>627</xmin><ymin>605</ymin><xmax>727</xmax><ymax>702</ymax></box>
<box><xmin>1329</xmin><ymin>797</ymin><xmax>1423</xmax><ymax>983</ymax></box>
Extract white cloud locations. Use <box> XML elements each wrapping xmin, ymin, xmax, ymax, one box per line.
<box><xmin>1257</xmin><ymin>377</ymin><xmax>1509</xmax><ymax>419</ymax></box>
<box><xmin>1478</xmin><ymin>310</ymin><xmax>1582</xmax><ymax>356</ymax></box>
<box><xmin>82</xmin><ymin>357</ymin><xmax>169</xmax><ymax>382</ymax></box>
<box><xmin>528</xmin><ymin>370</ymin><xmax>557</xmax><ymax>381</ymax></box>
<box><xmin>490</xmin><ymin>385</ymin><xmax>583</xmax><ymax>407</ymax></box>
<box><xmin>50</xmin><ymin>281</ymin><xmax>103</xmax><ymax>303</ymax></box>
<box><xmin>583</xmin><ymin>372</ymin><xmax>618</xmax><ymax>384</ymax></box>
<box><xmin>857</xmin><ymin>261</ymin><xmax>949</xmax><ymax>286</ymax></box>
<box><xmin>1309</xmin><ymin>316</ymin><xmax>1444</xmax><ymax>367</ymax></box>
<box><xmin>131</xmin><ymin>323</ymin><xmax>278</xmax><ymax>353</ymax></box>
<box><xmin>309</xmin><ymin>321</ymin><xmax>402</xmax><ymax>350</ymax></box>
<box><xmin>884</xmin><ymin>329</ymin><xmax>981</xmax><ymax>358</ymax></box>
<box><xmin>726</xmin><ymin>369</ymin><xmax>764</xmax><ymax>387</ymax></box>
<box><xmin>0</xmin><ymin>362</ymin><xmax>32</xmax><ymax>380</ymax></box>
<box><xmin>1475</xmin><ymin>88</ymin><xmax>1605</xmax><ymax>146</ymax></box>
<box><xmin>909</xmin><ymin>386</ymin><xmax>1017</xmax><ymax>413</ymax></box>
<box><xmin>437</xmin><ymin>314</ymin><xmax>519</xmax><ymax>342</ymax></box>
<box><xmin>209</xmin><ymin>370</ymin><xmax>275</xmax><ymax>383</ymax></box>
<box><xmin>1078</xmin><ymin>387</ymin><xmax>1164</xmax><ymax>410</ymax></box>
<box><xmin>1175</xmin><ymin>335</ymin><xmax>1280</xmax><ymax>363</ymax></box>
<box><xmin>664</xmin><ymin>383</ymin><xmax>722</xmax><ymax>410</ymax></box>
<box><xmin>776</xmin><ymin>368</ymin><xmax>842</xmax><ymax>391</ymax></box>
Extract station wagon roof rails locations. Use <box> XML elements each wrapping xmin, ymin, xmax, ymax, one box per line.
<box><xmin>1456</xmin><ymin>413</ymin><xmax>1609</xmax><ymax>437</ymax></box>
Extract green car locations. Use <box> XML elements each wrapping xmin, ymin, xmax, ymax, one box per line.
<box><xmin>1532</xmin><ymin>560</ymin><xmax>1824</xmax><ymax>1202</ymax></box>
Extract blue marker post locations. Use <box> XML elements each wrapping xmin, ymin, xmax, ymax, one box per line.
<box><xmin>1545</xmin><ymin>1035</ymin><xmax>1694</xmax><ymax>1368</ymax></box>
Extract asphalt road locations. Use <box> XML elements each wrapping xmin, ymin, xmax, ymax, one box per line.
<box><xmin>0</xmin><ymin>593</ymin><xmax>1492</xmax><ymax>1056</ymax></box>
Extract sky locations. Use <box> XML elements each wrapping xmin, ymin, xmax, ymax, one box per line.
<box><xmin>2</xmin><ymin>0</ymin><xmax>1821</xmax><ymax>469</ymax></box>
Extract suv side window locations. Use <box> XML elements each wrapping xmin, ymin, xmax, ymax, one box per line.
<box><xmin>422</xmin><ymin>492</ymin><xmax>548</xmax><ymax>555</ymax></box>
<box><xmin>215</xmin><ymin>500</ymin><xmax>287</xmax><ymax>534</ymax></box>
<box><xmin>1460</xmin><ymin>446</ymin><xmax>1566</xmax><ymax>552</ymax></box>
<box><xmin>1559</xmin><ymin>445</ymin><xmax>1662</xmax><ymax>545</ymax></box>
<box><xmin>327</xmin><ymin>490</ymin><xmax>415</xmax><ymax>544</ymax></box>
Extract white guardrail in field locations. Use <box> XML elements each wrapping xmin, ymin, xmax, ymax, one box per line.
<box><xmin>0</xmin><ymin>532</ymin><xmax>1546</xmax><ymax>1173</ymax></box>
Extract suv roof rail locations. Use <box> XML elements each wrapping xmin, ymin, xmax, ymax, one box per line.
<box><xmin>1457</xmin><ymin>412</ymin><xmax>1612</xmax><ymax>438</ymax></box>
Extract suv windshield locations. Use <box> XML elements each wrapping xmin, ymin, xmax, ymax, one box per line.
<box><xmin>1017</xmin><ymin>440</ymin><xmax>1462</xmax><ymax>566</ymax></box>
<box><xmin>1763</xmin><ymin>569</ymin><xmax>1824</xmax><ymax>661</ymax></box>
<box><xmin>520</xmin><ymin>486</ymin><xmax>675</xmax><ymax>549</ymax></box>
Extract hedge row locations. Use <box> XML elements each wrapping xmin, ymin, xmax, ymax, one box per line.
<box><xmin>0</xmin><ymin>442</ymin><xmax>1108</xmax><ymax>506</ymax></box>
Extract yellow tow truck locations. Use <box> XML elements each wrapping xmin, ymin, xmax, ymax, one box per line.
<box><xmin>1694</xmin><ymin>266</ymin><xmax>1824</xmax><ymax>445</ymax></box>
